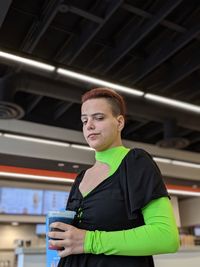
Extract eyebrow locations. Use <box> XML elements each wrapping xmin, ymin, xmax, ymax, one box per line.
<box><xmin>81</xmin><ymin>112</ymin><xmax>105</xmax><ymax>117</ymax></box>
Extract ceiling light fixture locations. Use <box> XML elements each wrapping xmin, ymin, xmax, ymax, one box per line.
<box><xmin>153</xmin><ymin>157</ymin><xmax>172</xmax><ymax>164</ymax></box>
<box><xmin>0</xmin><ymin>171</ymin><xmax>74</xmax><ymax>184</ymax></box>
<box><xmin>145</xmin><ymin>93</ymin><xmax>200</xmax><ymax>114</ymax></box>
<box><xmin>153</xmin><ymin>156</ymin><xmax>200</xmax><ymax>169</ymax></box>
<box><xmin>167</xmin><ymin>189</ymin><xmax>200</xmax><ymax>197</ymax></box>
<box><xmin>172</xmin><ymin>160</ymin><xmax>200</xmax><ymax>169</ymax></box>
<box><xmin>3</xmin><ymin>133</ymin><xmax>70</xmax><ymax>147</ymax></box>
<box><xmin>57</xmin><ymin>68</ymin><xmax>144</xmax><ymax>96</ymax></box>
<box><xmin>72</xmin><ymin>164</ymin><xmax>80</xmax><ymax>169</ymax></box>
<box><xmin>11</xmin><ymin>222</ymin><xmax>19</xmax><ymax>226</ymax></box>
<box><xmin>58</xmin><ymin>163</ymin><xmax>65</xmax><ymax>167</ymax></box>
<box><xmin>70</xmin><ymin>144</ymin><xmax>94</xmax><ymax>151</ymax></box>
<box><xmin>0</xmin><ymin>51</ymin><xmax>55</xmax><ymax>72</ymax></box>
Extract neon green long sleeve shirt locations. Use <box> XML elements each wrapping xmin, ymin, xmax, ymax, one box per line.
<box><xmin>83</xmin><ymin>146</ymin><xmax>180</xmax><ymax>256</ymax></box>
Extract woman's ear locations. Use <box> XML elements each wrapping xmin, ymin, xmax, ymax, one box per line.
<box><xmin>117</xmin><ymin>115</ymin><xmax>125</xmax><ymax>132</ymax></box>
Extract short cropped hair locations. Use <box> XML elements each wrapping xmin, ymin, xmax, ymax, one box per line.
<box><xmin>81</xmin><ymin>87</ymin><xmax>126</xmax><ymax>118</ymax></box>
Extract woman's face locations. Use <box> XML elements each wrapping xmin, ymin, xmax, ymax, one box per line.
<box><xmin>81</xmin><ymin>98</ymin><xmax>124</xmax><ymax>151</ymax></box>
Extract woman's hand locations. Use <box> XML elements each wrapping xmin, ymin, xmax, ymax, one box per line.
<box><xmin>48</xmin><ymin>222</ymin><xmax>86</xmax><ymax>257</ymax></box>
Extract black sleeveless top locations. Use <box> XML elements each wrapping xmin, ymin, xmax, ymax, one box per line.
<box><xmin>58</xmin><ymin>149</ymin><xmax>168</xmax><ymax>267</ymax></box>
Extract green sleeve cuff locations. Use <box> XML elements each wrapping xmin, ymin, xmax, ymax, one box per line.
<box><xmin>84</xmin><ymin>230</ymin><xmax>93</xmax><ymax>253</ymax></box>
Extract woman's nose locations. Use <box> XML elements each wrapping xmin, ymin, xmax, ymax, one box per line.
<box><xmin>86</xmin><ymin>119</ymin><xmax>95</xmax><ymax>129</ymax></box>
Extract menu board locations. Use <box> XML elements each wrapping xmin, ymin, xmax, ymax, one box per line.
<box><xmin>0</xmin><ymin>187</ymin><xmax>43</xmax><ymax>215</ymax></box>
<box><xmin>43</xmin><ymin>190</ymin><xmax>69</xmax><ymax>214</ymax></box>
<box><xmin>36</xmin><ymin>223</ymin><xmax>46</xmax><ymax>235</ymax></box>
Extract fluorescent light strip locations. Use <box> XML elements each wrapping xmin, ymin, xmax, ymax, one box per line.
<box><xmin>145</xmin><ymin>93</ymin><xmax>200</xmax><ymax>114</ymax></box>
<box><xmin>153</xmin><ymin>157</ymin><xmax>172</xmax><ymax>164</ymax></box>
<box><xmin>168</xmin><ymin>189</ymin><xmax>200</xmax><ymax>197</ymax></box>
<box><xmin>154</xmin><ymin>156</ymin><xmax>200</xmax><ymax>169</ymax></box>
<box><xmin>71</xmin><ymin>144</ymin><xmax>94</xmax><ymax>151</ymax></box>
<box><xmin>3</xmin><ymin>133</ymin><xmax>92</xmax><ymax>150</ymax></box>
<box><xmin>0</xmin><ymin>172</ymin><xmax>74</xmax><ymax>184</ymax></box>
<box><xmin>172</xmin><ymin>160</ymin><xmax>200</xmax><ymax>169</ymax></box>
<box><xmin>3</xmin><ymin>133</ymin><xmax>70</xmax><ymax>147</ymax></box>
<box><xmin>0</xmin><ymin>51</ymin><xmax>55</xmax><ymax>71</ymax></box>
<box><xmin>57</xmin><ymin>68</ymin><xmax>144</xmax><ymax>96</ymax></box>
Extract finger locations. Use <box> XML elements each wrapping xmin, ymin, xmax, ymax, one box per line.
<box><xmin>48</xmin><ymin>231</ymin><xmax>65</xmax><ymax>239</ymax></box>
<box><xmin>58</xmin><ymin>247</ymin><xmax>72</xmax><ymax>258</ymax></box>
<box><xmin>49</xmin><ymin>239</ymin><xmax>69</xmax><ymax>249</ymax></box>
<box><xmin>50</xmin><ymin>222</ymin><xmax>72</xmax><ymax>231</ymax></box>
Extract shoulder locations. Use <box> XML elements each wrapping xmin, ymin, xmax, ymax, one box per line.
<box><xmin>126</xmin><ymin>148</ymin><xmax>160</xmax><ymax>171</ymax></box>
<box><xmin>127</xmin><ymin>148</ymin><xmax>153</xmax><ymax>160</ymax></box>
<box><xmin>71</xmin><ymin>170</ymin><xmax>86</xmax><ymax>188</ymax></box>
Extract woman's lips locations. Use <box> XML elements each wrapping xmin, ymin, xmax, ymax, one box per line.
<box><xmin>88</xmin><ymin>133</ymin><xmax>99</xmax><ymax>139</ymax></box>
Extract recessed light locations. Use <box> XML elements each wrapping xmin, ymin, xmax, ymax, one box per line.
<box><xmin>11</xmin><ymin>222</ymin><xmax>19</xmax><ymax>226</ymax></box>
<box><xmin>0</xmin><ymin>51</ymin><xmax>55</xmax><ymax>71</ymax></box>
<box><xmin>58</xmin><ymin>163</ymin><xmax>65</xmax><ymax>167</ymax></box>
<box><xmin>72</xmin><ymin>164</ymin><xmax>79</xmax><ymax>169</ymax></box>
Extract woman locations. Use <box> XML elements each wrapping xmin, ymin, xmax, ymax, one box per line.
<box><xmin>48</xmin><ymin>87</ymin><xmax>180</xmax><ymax>267</ymax></box>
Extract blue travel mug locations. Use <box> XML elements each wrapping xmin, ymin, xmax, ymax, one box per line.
<box><xmin>47</xmin><ymin>210</ymin><xmax>76</xmax><ymax>250</ymax></box>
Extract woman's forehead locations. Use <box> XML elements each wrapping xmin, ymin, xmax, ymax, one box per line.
<box><xmin>81</xmin><ymin>98</ymin><xmax>112</xmax><ymax>113</ymax></box>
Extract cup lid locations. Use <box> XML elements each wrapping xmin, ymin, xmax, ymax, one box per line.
<box><xmin>47</xmin><ymin>210</ymin><xmax>76</xmax><ymax>218</ymax></box>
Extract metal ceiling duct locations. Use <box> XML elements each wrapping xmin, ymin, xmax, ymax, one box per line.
<box><xmin>0</xmin><ymin>73</ymin><xmax>24</xmax><ymax>119</ymax></box>
<box><xmin>157</xmin><ymin>119</ymin><xmax>190</xmax><ymax>149</ymax></box>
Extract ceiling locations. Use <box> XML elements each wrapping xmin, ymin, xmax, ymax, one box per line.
<box><xmin>0</xmin><ymin>0</ymin><xmax>200</xmax><ymax>156</ymax></box>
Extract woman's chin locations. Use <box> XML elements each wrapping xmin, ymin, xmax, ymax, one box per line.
<box><xmin>88</xmin><ymin>142</ymin><xmax>102</xmax><ymax>151</ymax></box>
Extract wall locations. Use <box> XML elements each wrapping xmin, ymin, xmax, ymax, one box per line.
<box><xmin>170</xmin><ymin>196</ymin><xmax>181</xmax><ymax>227</ymax></box>
<box><xmin>0</xmin><ymin>224</ymin><xmax>45</xmax><ymax>266</ymax></box>
<box><xmin>179</xmin><ymin>197</ymin><xmax>200</xmax><ymax>226</ymax></box>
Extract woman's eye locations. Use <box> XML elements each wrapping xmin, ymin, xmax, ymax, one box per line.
<box><xmin>82</xmin><ymin>120</ymin><xmax>87</xmax><ymax>125</ymax></box>
<box><xmin>96</xmin><ymin>116</ymin><xmax>104</xmax><ymax>120</ymax></box>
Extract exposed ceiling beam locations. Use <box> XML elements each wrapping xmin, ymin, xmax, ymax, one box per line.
<box><xmin>186</xmin><ymin>143</ymin><xmax>200</xmax><ymax>152</ymax></box>
<box><xmin>15</xmin><ymin>73</ymin><xmax>85</xmax><ymax>104</ymax></box>
<box><xmin>122</xmin><ymin>3</ymin><xmax>200</xmax><ymax>41</ymax></box>
<box><xmin>179</xmin><ymin>129</ymin><xmax>193</xmax><ymax>137</ymax></box>
<box><xmin>99</xmin><ymin>0</ymin><xmax>182</xmax><ymax>73</ymax></box>
<box><xmin>26</xmin><ymin>95</ymin><xmax>43</xmax><ymax>114</ymax></box>
<box><xmin>143</xmin><ymin>126</ymin><xmax>163</xmax><ymax>140</ymax></box>
<box><xmin>125</xmin><ymin>98</ymin><xmax>200</xmax><ymax>132</ymax></box>
<box><xmin>55</xmin><ymin>0</ymin><xmax>123</xmax><ymax>64</ymax></box>
<box><xmin>123</xmin><ymin>121</ymin><xmax>147</xmax><ymax>136</ymax></box>
<box><xmin>171</xmin><ymin>75</ymin><xmax>199</xmax><ymax>99</ymax></box>
<box><xmin>188</xmin><ymin>134</ymin><xmax>200</xmax><ymax>146</ymax></box>
<box><xmin>54</xmin><ymin>102</ymin><xmax>73</xmax><ymax>120</ymax></box>
<box><xmin>188</xmin><ymin>90</ymin><xmax>200</xmax><ymax>103</ymax></box>
<box><xmin>0</xmin><ymin>0</ymin><xmax>12</xmax><ymax>27</ymax></box>
<box><xmin>151</xmin><ymin>49</ymin><xmax>200</xmax><ymax>93</ymax></box>
<box><xmin>61</xmin><ymin>4</ymin><xmax>104</xmax><ymax>23</ymax></box>
<box><xmin>130</xmin><ymin>22</ymin><xmax>200</xmax><ymax>83</ymax></box>
<box><xmin>12</xmin><ymin>73</ymin><xmax>200</xmax><ymax>132</ymax></box>
<box><xmin>21</xmin><ymin>0</ymin><xmax>63</xmax><ymax>53</ymax></box>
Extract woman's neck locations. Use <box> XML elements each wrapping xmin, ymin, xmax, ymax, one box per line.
<box><xmin>95</xmin><ymin>146</ymin><xmax>129</xmax><ymax>176</ymax></box>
